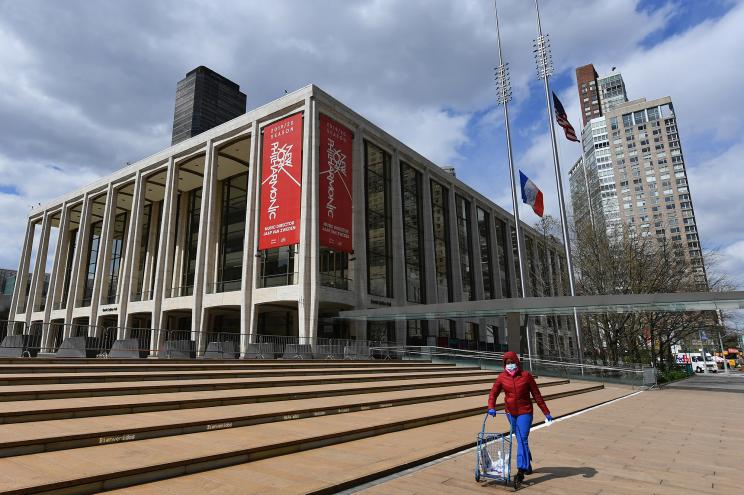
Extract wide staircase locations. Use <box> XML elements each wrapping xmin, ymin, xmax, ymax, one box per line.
<box><xmin>0</xmin><ymin>357</ymin><xmax>633</xmax><ymax>494</ymax></box>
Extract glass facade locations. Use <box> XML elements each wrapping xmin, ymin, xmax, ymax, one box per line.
<box><xmin>510</xmin><ymin>226</ymin><xmax>522</xmax><ymax>297</ymax></box>
<box><xmin>400</xmin><ymin>162</ymin><xmax>424</xmax><ymax>303</ymax></box>
<box><xmin>81</xmin><ymin>221</ymin><xmax>102</xmax><ymax>306</ymax></box>
<box><xmin>431</xmin><ymin>180</ymin><xmax>451</xmax><ymax>303</ymax></box>
<box><xmin>105</xmin><ymin>212</ymin><xmax>128</xmax><ymax>304</ymax></box>
<box><xmin>367</xmin><ymin>321</ymin><xmax>395</xmax><ymax>342</ymax></box>
<box><xmin>477</xmin><ymin>207</ymin><xmax>494</xmax><ymax>299</ymax></box>
<box><xmin>180</xmin><ymin>188</ymin><xmax>202</xmax><ymax>296</ymax></box>
<box><xmin>494</xmin><ymin>217</ymin><xmax>510</xmax><ymax>298</ymax></box>
<box><xmin>217</xmin><ymin>173</ymin><xmax>248</xmax><ymax>292</ymax></box>
<box><xmin>365</xmin><ymin>141</ymin><xmax>393</xmax><ymax>298</ymax></box>
<box><xmin>259</xmin><ymin>246</ymin><xmax>297</xmax><ymax>287</ymax></box>
<box><xmin>133</xmin><ymin>202</ymin><xmax>152</xmax><ymax>301</ymax></box>
<box><xmin>455</xmin><ymin>195</ymin><xmax>474</xmax><ymax>301</ymax></box>
<box><xmin>61</xmin><ymin>228</ymin><xmax>77</xmax><ymax>307</ymax></box>
<box><xmin>319</xmin><ymin>248</ymin><xmax>349</xmax><ymax>290</ymax></box>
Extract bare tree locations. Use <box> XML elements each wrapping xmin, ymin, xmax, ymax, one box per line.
<box><xmin>572</xmin><ymin>220</ymin><xmax>717</xmax><ymax>368</ymax></box>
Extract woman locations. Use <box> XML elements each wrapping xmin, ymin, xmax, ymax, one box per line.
<box><xmin>487</xmin><ymin>351</ymin><xmax>553</xmax><ymax>487</ymax></box>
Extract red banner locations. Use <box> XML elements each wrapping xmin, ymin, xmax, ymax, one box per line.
<box><xmin>258</xmin><ymin>113</ymin><xmax>303</xmax><ymax>250</ymax></box>
<box><xmin>319</xmin><ymin>114</ymin><xmax>353</xmax><ymax>252</ymax></box>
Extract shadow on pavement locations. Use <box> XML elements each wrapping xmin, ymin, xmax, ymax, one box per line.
<box><xmin>524</xmin><ymin>466</ymin><xmax>598</xmax><ymax>486</ymax></box>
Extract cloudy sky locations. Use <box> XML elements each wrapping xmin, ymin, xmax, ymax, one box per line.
<box><xmin>1</xmin><ymin>0</ymin><xmax>743</xmax><ymax>321</ymax></box>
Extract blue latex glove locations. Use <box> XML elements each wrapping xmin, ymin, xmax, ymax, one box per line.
<box><xmin>545</xmin><ymin>414</ymin><xmax>554</xmax><ymax>422</ymax></box>
<box><xmin>487</xmin><ymin>408</ymin><xmax>496</xmax><ymax>417</ymax></box>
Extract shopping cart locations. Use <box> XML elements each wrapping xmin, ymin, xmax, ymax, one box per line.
<box><xmin>475</xmin><ymin>411</ymin><xmax>513</xmax><ymax>486</ymax></box>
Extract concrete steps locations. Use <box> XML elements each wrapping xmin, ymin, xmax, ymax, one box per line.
<box><xmin>107</xmin><ymin>386</ymin><xmax>633</xmax><ymax>495</ymax></box>
<box><xmin>0</xmin><ymin>359</ymin><xmax>630</xmax><ymax>495</ymax></box>
<box><xmin>0</xmin><ymin>382</ymin><xmax>603</xmax><ymax>494</ymax></box>
<box><xmin>0</xmin><ymin>365</ymin><xmax>465</xmax><ymax>385</ymax></box>
<box><xmin>0</xmin><ymin>368</ymin><xmax>493</xmax><ymax>401</ymax></box>
<box><xmin>0</xmin><ymin>374</ymin><xmax>508</xmax><ymax>423</ymax></box>
<box><xmin>0</xmin><ymin>359</ymin><xmax>436</xmax><ymax>374</ymax></box>
<box><xmin>0</xmin><ymin>379</ymin><xmax>572</xmax><ymax>457</ymax></box>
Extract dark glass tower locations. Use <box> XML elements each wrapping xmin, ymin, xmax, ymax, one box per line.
<box><xmin>171</xmin><ymin>66</ymin><xmax>247</xmax><ymax>145</ymax></box>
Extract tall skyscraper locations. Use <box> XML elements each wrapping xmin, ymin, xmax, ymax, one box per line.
<box><xmin>576</xmin><ymin>64</ymin><xmax>601</xmax><ymax>127</ymax></box>
<box><xmin>171</xmin><ymin>66</ymin><xmax>247</xmax><ymax>145</ymax></box>
<box><xmin>569</xmin><ymin>67</ymin><xmax>705</xmax><ymax>284</ymax></box>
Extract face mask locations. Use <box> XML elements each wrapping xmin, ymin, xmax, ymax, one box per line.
<box><xmin>505</xmin><ymin>363</ymin><xmax>517</xmax><ymax>372</ymax></box>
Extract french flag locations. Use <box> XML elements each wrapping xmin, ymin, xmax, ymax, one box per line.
<box><xmin>519</xmin><ymin>171</ymin><xmax>544</xmax><ymax>217</ymax></box>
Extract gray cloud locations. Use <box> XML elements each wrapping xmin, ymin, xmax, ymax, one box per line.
<box><xmin>0</xmin><ymin>0</ymin><xmax>742</xmax><ymax>298</ymax></box>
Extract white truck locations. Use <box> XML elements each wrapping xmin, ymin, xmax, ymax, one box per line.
<box><xmin>681</xmin><ymin>352</ymin><xmax>717</xmax><ymax>373</ymax></box>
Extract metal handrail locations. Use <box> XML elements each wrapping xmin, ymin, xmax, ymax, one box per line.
<box><xmin>374</xmin><ymin>345</ymin><xmax>644</xmax><ymax>375</ymax></box>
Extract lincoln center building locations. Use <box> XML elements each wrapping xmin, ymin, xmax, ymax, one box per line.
<box><xmin>9</xmin><ymin>85</ymin><xmax>575</xmax><ymax>358</ymax></box>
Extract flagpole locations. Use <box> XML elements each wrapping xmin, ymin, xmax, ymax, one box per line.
<box><xmin>493</xmin><ymin>0</ymin><xmax>533</xmax><ymax>369</ymax></box>
<box><xmin>532</xmin><ymin>0</ymin><xmax>584</xmax><ymax>370</ymax></box>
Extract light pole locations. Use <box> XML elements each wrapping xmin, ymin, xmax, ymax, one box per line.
<box><xmin>531</xmin><ymin>0</ymin><xmax>583</xmax><ymax>371</ymax></box>
<box><xmin>492</xmin><ymin>0</ymin><xmax>533</xmax><ymax>370</ymax></box>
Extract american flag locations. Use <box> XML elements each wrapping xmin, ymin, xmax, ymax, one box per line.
<box><xmin>552</xmin><ymin>92</ymin><xmax>579</xmax><ymax>143</ymax></box>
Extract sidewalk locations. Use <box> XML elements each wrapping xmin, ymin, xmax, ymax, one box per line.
<box><xmin>357</xmin><ymin>388</ymin><xmax>744</xmax><ymax>494</ymax></box>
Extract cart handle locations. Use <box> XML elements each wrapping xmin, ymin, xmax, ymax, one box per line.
<box><xmin>481</xmin><ymin>410</ymin><xmax>508</xmax><ymax>431</ymax></box>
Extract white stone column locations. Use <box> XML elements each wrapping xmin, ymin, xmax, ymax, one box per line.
<box><xmin>389</xmin><ymin>150</ymin><xmax>406</xmax><ymax>345</ymax></box>
<box><xmin>170</xmin><ymin>193</ymin><xmax>189</xmax><ymax>296</ymax></box>
<box><xmin>298</xmin><ymin>98</ymin><xmax>318</xmax><ymax>341</ymax></box>
<box><xmin>421</xmin><ymin>171</ymin><xmax>437</xmax><ymax>305</ymax></box>
<box><xmin>47</xmin><ymin>205</ymin><xmax>72</xmax><ymax>313</ymax></box>
<box><xmin>470</xmin><ymin>199</ymin><xmax>484</xmax><ymax>301</ymax></box>
<box><xmin>447</xmin><ymin>185</ymin><xmax>463</xmax><ymax>339</ymax></box>
<box><xmin>118</xmin><ymin>172</ymin><xmax>145</xmax><ymax>336</ymax></box>
<box><xmin>193</xmin><ymin>142</ymin><xmax>216</xmax><ymax>354</ymax></box>
<box><xmin>490</xmin><ymin>214</ymin><xmax>505</xmax><ymax>299</ymax></box>
<box><xmin>42</xmin><ymin>204</ymin><xmax>69</xmax><ymax>349</ymax></box>
<box><xmin>141</xmin><ymin>201</ymin><xmax>161</xmax><ymax>301</ymax></box>
<box><xmin>420</xmin><ymin>171</ymin><xmax>438</xmax><ymax>345</ymax></box>
<box><xmin>27</xmin><ymin>211</ymin><xmax>52</xmax><ymax>323</ymax></box>
<box><xmin>350</xmin><ymin>125</ymin><xmax>367</xmax><ymax>340</ymax></box>
<box><xmin>10</xmin><ymin>218</ymin><xmax>36</xmax><ymax>321</ymax></box>
<box><xmin>90</xmin><ymin>183</ymin><xmax>117</xmax><ymax>334</ymax></box>
<box><xmin>241</xmin><ymin>124</ymin><xmax>260</xmax><ymax>351</ymax></box>
<box><xmin>152</xmin><ymin>158</ymin><xmax>178</xmax><ymax>353</ymax></box>
<box><xmin>66</xmin><ymin>192</ymin><xmax>93</xmax><ymax>333</ymax></box>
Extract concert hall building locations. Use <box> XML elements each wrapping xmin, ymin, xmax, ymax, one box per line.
<box><xmin>9</xmin><ymin>85</ymin><xmax>576</xmax><ymax>357</ymax></box>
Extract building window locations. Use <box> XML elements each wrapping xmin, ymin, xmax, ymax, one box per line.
<box><xmin>133</xmin><ymin>202</ymin><xmax>153</xmax><ymax>301</ymax></box>
<box><xmin>60</xmin><ymin>228</ymin><xmax>78</xmax><ymax>308</ymax></box>
<box><xmin>319</xmin><ymin>248</ymin><xmax>349</xmax><ymax>290</ymax></box>
<box><xmin>400</xmin><ymin>162</ymin><xmax>425</xmax><ymax>303</ymax></box>
<box><xmin>526</xmin><ymin>236</ymin><xmax>540</xmax><ymax>296</ymax></box>
<box><xmin>216</xmin><ymin>173</ymin><xmax>248</xmax><ymax>293</ymax></box>
<box><xmin>178</xmin><ymin>188</ymin><xmax>202</xmax><ymax>297</ymax></box>
<box><xmin>510</xmin><ymin>226</ymin><xmax>523</xmax><ymax>297</ymax></box>
<box><xmin>494</xmin><ymin>217</ymin><xmax>510</xmax><ymax>298</ymax></box>
<box><xmin>431</xmin><ymin>180</ymin><xmax>451</xmax><ymax>302</ymax></box>
<box><xmin>367</xmin><ymin>321</ymin><xmax>395</xmax><ymax>342</ymax></box>
<box><xmin>81</xmin><ymin>221</ymin><xmax>102</xmax><ymax>306</ymax></box>
<box><xmin>406</xmin><ymin>320</ymin><xmax>428</xmax><ymax>346</ymax></box>
<box><xmin>259</xmin><ymin>245</ymin><xmax>297</xmax><ymax>287</ymax></box>
<box><xmin>365</xmin><ymin>141</ymin><xmax>393</xmax><ymax>298</ymax></box>
<box><xmin>477</xmin><ymin>208</ymin><xmax>494</xmax><ymax>300</ymax></box>
<box><xmin>455</xmin><ymin>195</ymin><xmax>474</xmax><ymax>301</ymax></box>
<box><xmin>106</xmin><ymin>212</ymin><xmax>128</xmax><ymax>304</ymax></box>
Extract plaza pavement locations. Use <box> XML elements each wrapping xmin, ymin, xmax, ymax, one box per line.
<box><xmin>356</xmin><ymin>386</ymin><xmax>744</xmax><ymax>494</ymax></box>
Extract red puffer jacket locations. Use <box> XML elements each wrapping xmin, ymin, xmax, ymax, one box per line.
<box><xmin>488</xmin><ymin>351</ymin><xmax>550</xmax><ymax>417</ymax></box>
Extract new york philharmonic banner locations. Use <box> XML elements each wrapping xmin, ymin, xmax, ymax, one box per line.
<box><xmin>319</xmin><ymin>114</ymin><xmax>353</xmax><ymax>252</ymax></box>
<box><xmin>258</xmin><ymin>113</ymin><xmax>303</xmax><ymax>250</ymax></box>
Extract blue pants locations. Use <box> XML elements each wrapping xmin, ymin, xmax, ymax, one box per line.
<box><xmin>507</xmin><ymin>413</ymin><xmax>533</xmax><ymax>471</ymax></box>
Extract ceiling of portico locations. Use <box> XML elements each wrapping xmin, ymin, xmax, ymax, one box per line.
<box><xmin>217</xmin><ymin>137</ymin><xmax>250</xmax><ymax>181</ymax></box>
<box><xmin>116</xmin><ymin>182</ymin><xmax>134</xmax><ymax>213</ymax></box>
